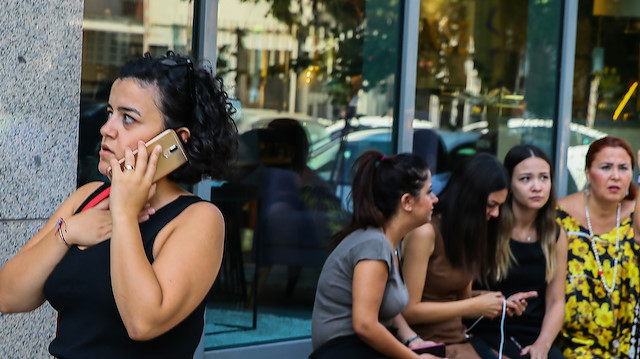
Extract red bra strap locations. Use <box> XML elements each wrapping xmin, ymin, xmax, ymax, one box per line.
<box><xmin>80</xmin><ymin>186</ymin><xmax>111</xmax><ymax>212</ymax></box>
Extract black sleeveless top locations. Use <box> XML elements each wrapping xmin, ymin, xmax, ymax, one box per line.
<box><xmin>43</xmin><ymin>183</ymin><xmax>206</xmax><ymax>359</ymax></box>
<box><xmin>468</xmin><ymin>234</ymin><xmax>556</xmax><ymax>355</ymax></box>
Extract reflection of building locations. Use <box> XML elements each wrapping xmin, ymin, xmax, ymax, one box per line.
<box><xmin>217</xmin><ymin>0</ymin><xmax>336</xmax><ymax>116</ymax></box>
<box><xmin>216</xmin><ymin>0</ymin><xmax>401</xmax><ymax>121</ymax></box>
<box><xmin>82</xmin><ymin>0</ymin><xmax>193</xmax><ymax>99</ymax></box>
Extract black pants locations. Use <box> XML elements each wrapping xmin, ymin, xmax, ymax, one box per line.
<box><xmin>309</xmin><ymin>335</ymin><xmax>390</xmax><ymax>359</ymax></box>
<box><xmin>468</xmin><ymin>335</ymin><xmax>565</xmax><ymax>359</ymax></box>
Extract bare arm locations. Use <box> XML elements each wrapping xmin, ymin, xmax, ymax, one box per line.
<box><xmin>352</xmin><ymin>260</ymin><xmax>422</xmax><ymax>358</ymax></box>
<box><xmin>0</xmin><ymin>182</ymin><xmax>111</xmax><ymax>313</ymax></box>
<box><xmin>521</xmin><ymin>229</ymin><xmax>568</xmax><ymax>357</ymax></box>
<box><xmin>402</xmin><ymin>224</ymin><xmax>505</xmax><ymax>324</ymax></box>
<box><xmin>108</xmin><ymin>144</ymin><xmax>224</xmax><ymax>340</ymax></box>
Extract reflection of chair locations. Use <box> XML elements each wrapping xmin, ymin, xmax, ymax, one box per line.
<box><xmin>242</xmin><ymin>120</ymin><xmax>348</xmax><ymax>328</ymax></box>
<box><xmin>412</xmin><ymin>128</ymin><xmax>440</xmax><ymax>171</ymax></box>
<box><xmin>254</xmin><ymin>167</ymin><xmax>326</xmax><ymax>267</ymax></box>
<box><xmin>252</xmin><ymin>167</ymin><xmax>332</xmax><ymax>293</ymax></box>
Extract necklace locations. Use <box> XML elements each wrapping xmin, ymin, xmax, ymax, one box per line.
<box><xmin>584</xmin><ymin>201</ymin><xmax>621</xmax><ymax>294</ymax></box>
<box><xmin>512</xmin><ymin>225</ymin><xmax>535</xmax><ymax>243</ymax></box>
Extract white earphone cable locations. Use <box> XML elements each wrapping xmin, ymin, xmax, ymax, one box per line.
<box><xmin>465</xmin><ymin>297</ymin><xmax>509</xmax><ymax>358</ymax></box>
<box><xmin>498</xmin><ymin>298</ymin><xmax>507</xmax><ymax>358</ymax></box>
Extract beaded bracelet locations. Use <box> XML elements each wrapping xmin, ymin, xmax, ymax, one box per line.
<box><xmin>404</xmin><ymin>334</ymin><xmax>419</xmax><ymax>346</ymax></box>
<box><xmin>56</xmin><ymin>217</ymin><xmax>69</xmax><ymax>247</ymax></box>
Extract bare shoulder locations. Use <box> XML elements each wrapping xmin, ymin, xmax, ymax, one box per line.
<box><xmin>58</xmin><ymin>181</ymin><xmax>107</xmax><ymax>214</ymax></box>
<box><xmin>556</xmin><ymin>192</ymin><xmax>583</xmax><ymax>215</ymax></box>
<box><xmin>404</xmin><ymin>223</ymin><xmax>436</xmax><ymax>255</ymax></box>
<box><xmin>406</xmin><ymin>223</ymin><xmax>435</xmax><ymax>243</ymax></box>
<box><xmin>622</xmin><ymin>198</ymin><xmax>635</xmax><ymax>219</ymax></box>
<box><xmin>153</xmin><ymin>200</ymin><xmax>224</xmax><ymax>259</ymax></box>
<box><xmin>175</xmin><ymin>200</ymin><xmax>224</xmax><ymax>231</ymax></box>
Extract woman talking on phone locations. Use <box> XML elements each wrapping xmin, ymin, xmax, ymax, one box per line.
<box><xmin>0</xmin><ymin>51</ymin><xmax>237</xmax><ymax>358</ymax></box>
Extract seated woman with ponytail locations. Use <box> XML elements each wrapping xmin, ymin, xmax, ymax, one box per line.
<box><xmin>310</xmin><ymin>150</ymin><xmax>441</xmax><ymax>359</ymax></box>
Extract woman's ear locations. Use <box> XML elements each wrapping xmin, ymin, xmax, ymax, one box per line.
<box><xmin>176</xmin><ymin>127</ymin><xmax>191</xmax><ymax>143</ymax></box>
<box><xmin>401</xmin><ymin>193</ymin><xmax>414</xmax><ymax>212</ymax></box>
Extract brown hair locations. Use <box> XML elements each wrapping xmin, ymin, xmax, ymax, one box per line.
<box><xmin>496</xmin><ymin>145</ymin><xmax>557</xmax><ymax>283</ymax></box>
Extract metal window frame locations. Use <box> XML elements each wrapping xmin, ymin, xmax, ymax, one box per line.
<box><xmin>395</xmin><ymin>0</ymin><xmax>421</xmax><ymax>153</ymax></box>
<box><xmin>191</xmin><ymin>0</ymin><xmax>219</xmax><ymax>201</ymax></box>
<box><xmin>554</xmin><ymin>0</ymin><xmax>578</xmax><ymax>198</ymax></box>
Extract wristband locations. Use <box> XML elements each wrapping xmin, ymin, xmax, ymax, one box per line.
<box><xmin>404</xmin><ymin>334</ymin><xmax>419</xmax><ymax>346</ymax></box>
<box><xmin>56</xmin><ymin>217</ymin><xmax>70</xmax><ymax>247</ymax></box>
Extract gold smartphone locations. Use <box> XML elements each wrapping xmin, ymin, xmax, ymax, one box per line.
<box><xmin>117</xmin><ymin>129</ymin><xmax>188</xmax><ymax>182</ymax></box>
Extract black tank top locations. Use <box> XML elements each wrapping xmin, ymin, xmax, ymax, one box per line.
<box><xmin>468</xmin><ymin>230</ymin><xmax>560</xmax><ymax>354</ymax></box>
<box><xmin>44</xmin><ymin>183</ymin><xmax>206</xmax><ymax>359</ymax></box>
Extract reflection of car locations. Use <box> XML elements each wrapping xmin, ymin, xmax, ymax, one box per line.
<box><xmin>307</xmin><ymin>126</ymin><xmax>482</xmax><ymax>196</ymax></box>
<box><xmin>501</xmin><ymin>118</ymin><xmax>608</xmax><ymax>192</ymax></box>
<box><xmin>249</xmin><ymin>116</ymin><xmax>333</xmax><ymax>156</ymax></box>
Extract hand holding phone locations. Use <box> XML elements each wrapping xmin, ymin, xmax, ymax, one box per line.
<box><xmin>412</xmin><ymin>342</ymin><xmax>446</xmax><ymax>357</ymax></box>
<box><xmin>506</xmin><ymin>291</ymin><xmax>538</xmax><ymax>316</ymax></box>
<box><xmin>113</xmin><ymin>129</ymin><xmax>188</xmax><ymax>182</ymax></box>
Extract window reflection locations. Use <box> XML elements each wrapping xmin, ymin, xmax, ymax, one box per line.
<box><xmin>207</xmin><ymin>0</ymin><xmax>402</xmax><ymax>350</ymax></box>
<box><xmin>569</xmin><ymin>0</ymin><xmax>640</xmax><ymax>193</ymax></box>
<box><xmin>413</xmin><ymin>0</ymin><xmax>563</xmax><ymax>192</ymax></box>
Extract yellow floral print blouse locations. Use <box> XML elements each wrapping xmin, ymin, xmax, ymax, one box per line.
<box><xmin>556</xmin><ymin>206</ymin><xmax>640</xmax><ymax>359</ymax></box>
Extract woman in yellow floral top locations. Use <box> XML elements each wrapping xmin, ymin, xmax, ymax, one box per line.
<box><xmin>556</xmin><ymin>136</ymin><xmax>640</xmax><ymax>358</ymax></box>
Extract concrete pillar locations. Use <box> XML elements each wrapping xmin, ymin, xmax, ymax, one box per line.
<box><xmin>0</xmin><ymin>0</ymin><xmax>83</xmax><ymax>357</ymax></box>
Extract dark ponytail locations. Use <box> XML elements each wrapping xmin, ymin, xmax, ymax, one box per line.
<box><xmin>331</xmin><ymin>150</ymin><xmax>429</xmax><ymax>247</ymax></box>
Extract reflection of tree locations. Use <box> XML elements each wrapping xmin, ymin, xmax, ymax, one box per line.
<box><xmin>417</xmin><ymin>2</ymin><xmax>473</xmax><ymax>90</ymax></box>
<box><xmin>597</xmin><ymin>67</ymin><xmax>622</xmax><ymax>111</ymax></box>
<box><xmin>239</xmin><ymin>0</ymin><xmax>399</xmax><ymax>108</ymax></box>
<box><xmin>416</xmin><ymin>1</ymin><xmax>529</xmax><ymax>93</ymax></box>
<box><xmin>325</xmin><ymin>27</ymin><xmax>363</xmax><ymax>106</ymax></box>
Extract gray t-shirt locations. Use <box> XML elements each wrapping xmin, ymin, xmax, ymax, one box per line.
<box><xmin>311</xmin><ymin>227</ymin><xmax>409</xmax><ymax>349</ymax></box>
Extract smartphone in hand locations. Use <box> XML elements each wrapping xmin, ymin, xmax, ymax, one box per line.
<box><xmin>116</xmin><ymin>129</ymin><xmax>188</xmax><ymax>182</ymax></box>
<box><xmin>412</xmin><ymin>342</ymin><xmax>446</xmax><ymax>357</ymax></box>
<box><xmin>519</xmin><ymin>291</ymin><xmax>538</xmax><ymax>303</ymax></box>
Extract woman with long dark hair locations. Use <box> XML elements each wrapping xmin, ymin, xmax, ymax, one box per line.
<box><xmin>468</xmin><ymin>145</ymin><xmax>567</xmax><ymax>359</ymax></box>
<box><xmin>401</xmin><ymin>153</ymin><xmax>510</xmax><ymax>359</ymax></box>
<box><xmin>311</xmin><ymin>150</ymin><xmax>440</xmax><ymax>358</ymax></box>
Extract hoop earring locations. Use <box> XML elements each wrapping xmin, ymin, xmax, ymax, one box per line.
<box><xmin>585</xmin><ymin>182</ymin><xmax>590</xmax><ymax>196</ymax></box>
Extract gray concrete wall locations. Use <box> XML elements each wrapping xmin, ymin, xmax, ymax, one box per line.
<box><xmin>0</xmin><ymin>1</ymin><xmax>84</xmax><ymax>357</ymax></box>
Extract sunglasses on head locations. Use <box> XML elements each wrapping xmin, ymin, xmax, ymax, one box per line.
<box><xmin>156</xmin><ymin>51</ymin><xmax>196</xmax><ymax>104</ymax></box>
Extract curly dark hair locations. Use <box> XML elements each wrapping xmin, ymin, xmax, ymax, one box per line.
<box><xmin>116</xmin><ymin>51</ymin><xmax>238</xmax><ymax>184</ymax></box>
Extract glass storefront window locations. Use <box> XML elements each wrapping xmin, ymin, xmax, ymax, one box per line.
<box><xmin>78</xmin><ymin>0</ymin><xmax>194</xmax><ymax>186</ymax></box>
<box><xmin>206</xmin><ymin>0</ymin><xmax>405</xmax><ymax>350</ymax></box>
<box><xmin>568</xmin><ymin>0</ymin><xmax>640</xmax><ymax>194</ymax></box>
<box><xmin>412</xmin><ymin>0</ymin><xmax>564</xmax><ymax>192</ymax></box>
